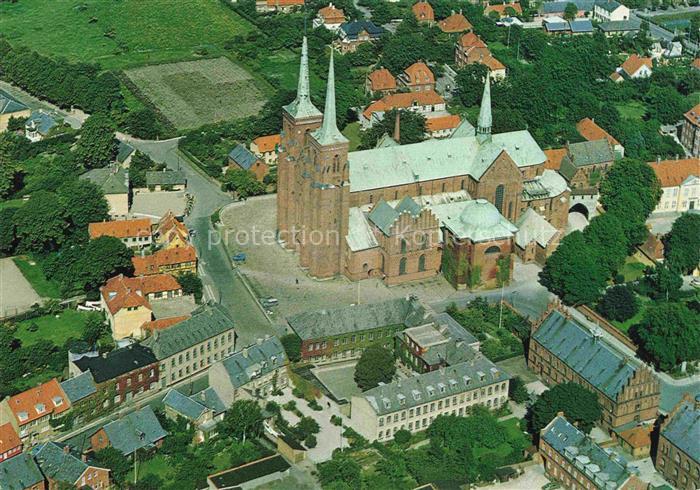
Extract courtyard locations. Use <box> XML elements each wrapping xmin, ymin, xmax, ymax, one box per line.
<box><xmin>0</xmin><ymin>257</ymin><xmax>42</xmax><ymax>318</ymax></box>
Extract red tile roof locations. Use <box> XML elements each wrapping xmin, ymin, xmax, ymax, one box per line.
<box><xmin>543</xmin><ymin>148</ymin><xmax>568</xmax><ymax>171</ymax></box>
<box><xmin>7</xmin><ymin>379</ymin><xmax>70</xmax><ymax>426</ymax></box>
<box><xmin>438</xmin><ymin>12</ymin><xmax>472</xmax><ymax>32</ymax></box>
<box><xmin>252</xmin><ymin>134</ymin><xmax>281</xmax><ymax>154</ymax></box>
<box><xmin>89</xmin><ymin>218</ymin><xmax>152</xmax><ymax>240</ymax></box>
<box><xmin>403</xmin><ymin>62</ymin><xmax>435</xmax><ymax>86</ymax></box>
<box><xmin>156</xmin><ymin>211</ymin><xmax>189</xmax><ymax>246</ymax></box>
<box><xmin>576</xmin><ymin>117</ymin><xmax>620</xmax><ymax>147</ymax></box>
<box><xmin>609</xmin><ymin>71</ymin><xmax>623</xmax><ymax>82</ymax></box>
<box><xmin>101</xmin><ymin>273</ymin><xmax>182</xmax><ymax>315</ymax></box>
<box><xmin>458</xmin><ymin>32</ymin><xmax>487</xmax><ymax>48</ymax></box>
<box><xmin>0</xmin><ymin>423</ymin><xmax>21</xmax><ymax>455</ymax></box>
<box><xmin>132</xmin><ymin>245</ymin><xmax>197</xmax><ymax>276</ymax></box>
<box><xmin>266</xmin><ymin>0</ymin><xmax>304</xmax><ymax>5</ymax></box>
<box><xmin>141</xmin><ymin>315</ymin><xmax>190</xmax><ymax>333</ymax></box>
<box><xmin>426</xmin><ymin>114</ymin><xmax>461</xmax><ymax>132</ymax></box>
<box><xmin>693</xmin><ymin>58</ymin><xmax>700</xmax><ymax>70</ymax></box>
<box><xmin>412</xmin><ymin>1</ymin><xmax>434</xmax><ymax>21</ymax></box>
<box><xmin>620</xmin><ymin>54</ymin><xmax>652</xmax><ymax>77</ymax></box>
<box><xmin>367</xmin><ymin>68</ymin><xmax>397</xmax><ymax>92</ymax></box>
<box><xmin>648</xmin><ymin>158</ymin><xmax>700</xmax><ymax>187</ymax></box>
<box><xmin>484</xmin><ymin>2</ymin><xmax>522</xmax><ymax>16</ymax></box>
<box><xmin>458</xmin><ymin>34</ymin><xmax>506</xmax><ymax>72</ymax></box>
<box><xmin>684</xmin><ymin>102</ymin><xmax>700</xmax><ymax>127</ymax></box>
<box><xmin>318</xmin><ymin>3</ymin><xmax>345</xmax><ymax>22</ymax></box>
<box><xmin>363</xmin><ymin>90</ymin><xmax>445</xmax><ymax>120</ymax></box>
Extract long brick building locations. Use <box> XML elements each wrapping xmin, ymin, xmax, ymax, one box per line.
<box><xmin>655</xmin><ymin>393</ymin><xmax>700</xmax><ymax>489</ymax></box>
<box><xmin>528</xmin><ymin>307</ymin><xmax>660</xmax><ymax>431</ymax></box>
<box><xmin>276</xmin><ymin>38</ymin><xmax>570</xmax><ymax>289</ymax></box>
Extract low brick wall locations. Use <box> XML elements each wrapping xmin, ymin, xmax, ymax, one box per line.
<box><xmin>576</xmin><ymin>305</ymin><xmax>637</xmax><ymax>352</ymax></box>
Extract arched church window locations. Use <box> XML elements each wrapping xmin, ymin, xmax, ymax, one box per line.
<box><xmin>485</xmin><ymin>245</ymin><xmax>500</xmax><ymax>254</ymax></box>
<box><xmin>495</xmin><ymin>185</ymin><xmax>504</xmax><ymax>214</ymax></box>
<box><xmin>399</xmin><ymin>258</ymin><xmax>407</xmax><ymax>275</ymax></box>
<box><xmin>400</xmin><ymin>239</ymin><xmax>408</xmax><ymax>254</ymax></box>
<box><xmin>418</xmin><ymin>255</ymin><xmax>426</xmax><ymax>272</ymax></box>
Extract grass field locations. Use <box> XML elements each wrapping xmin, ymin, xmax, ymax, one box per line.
<box><xmin>0</xmin><ymin>199</ymin><xmax>25</xmax><ymax>211</ymax></box>
<box><xmin>0</xmin><ymin>0</ymin><xmax>253</xmax><ymax>70</ymax></box>
<box><xmin>12</xmin><ymin>256</ymin><xmax>61</xmax><ymax>298</ymax></box>
<box><xmin>342</xmin><ymin>122</ymin><xmax>362</xmax><ymax>151</ymax></box>
<box><xmin>15</xmin><ymin>310</ymin><xmax>93</xmax><ymax>346</ymax></box>
<box><xmin>611</xmin><ymin>296</ymin><xmax>650</xmax><ymax>334</ymax></box>
<box><xmin>619</xmin><ymin>256</ymin><xmax>648</xmax><ymax>282</ymax></box>
<box><xmin>616</xmin><ymin>101</ymin><xmax>646</xmax><ymax>120</ymax></box>
<box><xmin>125</xmin><ymin>57</ymin><xmax>267</xmax><ymax>130</ymax></box>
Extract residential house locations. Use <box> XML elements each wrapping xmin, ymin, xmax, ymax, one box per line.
<box><xmin>144</xmin><ymin>170</ymin><xmax>186</xmax><ymax>191</ymax></box>
<box><xmin>612</xmin><ymin>54</ymin><xmax>653</xmax><ymax>82</ymax></box>
<box><xmin>0</xmin><ymin>89</ymin><xmax>31</xmax><ymax>133</ymax></box>
<box><xmin>33</xmin><ymin>442</ymin><xmax>111</xmax><ymax>489</ymax></box>
<box><xmin>209</xmin><ymin>336</ymin><xmax>288</xmax><ymax>408</ymax></box>
<box><xmin>425</xmin><ymin>114</ymin><xmax>461</xmax><ymax>139</ymax></box>
<box><xmin>69</xmin><ymin>343</ymin><xmax>159</xmax><ymax>413</ymax></box>
<box><xmin>59</xmin><ymin>372</ymin><xmax>97</xmax><ymax>424</ymax></box>
<box><xmin>287</xmin><ymin>296</ymin><xmax>429</xmax><ymax>364</ymax></box>
<box><xmin>366</xmin><ymin>68</ymin><xmax>397</xmax><ymax>95</ymax></box>
<box><xmin>615</xmin><ymin>425</ymin><xmax>653</xmax><ymax>458</ymax></box>
<box><xmin>541</xmin><ymin>0</ymin><xmax>594</xmax><ymax>18</ymax></box>
<box><xmin>412</xmin><ymin>1</ymin><xmax>435</xmax><ymax>23</ymax></box>
<box><xmin>360</xmin><ymin>91</ymin><xmax>446</xmax><ymax>129</ymax></box>
<box><xmin>250</xmin><ymin>134</ymin><xmax>281</xmax><ymax>166</ymax></box>
<box><xmin>455</xmin><ymin>32</ymin><xmax>507</xmax><ymax>79</ymax></box>
<box><xmin>24</xmin><ymin>111</ymin><xmax>57</xmax><ymax>143</ymax></box>
<box><xmin>593</xmin><ymin>0</ymin><xmax>629</xmax><ymax>22</ymax></box>
<box><xmin>228</xmin><ymin>144</ymin><xmax>269</xmax><ymax>181</ymax></box>
<box><xmin>131</xmin><ymin>245</ymin><xmax>197</xmax><ymax>277</ymax></box>
<box><xmin>350</xmin><ymin>356</ymin><xmax>510</xmax><ymax>442</ymax></box>
<box><xmin>655</xmin><ymin>393</ymin><xmax>700</xmax><ymax>490</ymax></box>
<box><xmin>163</xmin><ymin>389</ymin><xmax>225</xmax><ymax>443</ymax></box>
<box><xmin>0</xmin><ymin>453</ymin><xmax>45</xmax><ymax>490</ymax></box>
<box><xmin>79</xmin><ymin>166</ymin><xmax>129</xmax><ymax>219</ymax></box>
<box><xmin>576</xmin><ymin>117</ymin><xmax>624</xmax><ymax>158</ymax></box>
<box><xmin>336</xmin><ymin>21</ymin><xmax>384</xmax><ymax>53</ymax></box>
<box><xmin>88</xmin><ymin>218</ymin><xmax>152</xmax><ymax>249</ymax></box>
<box><xmin>597</xmin><ymin>19</ymin><xmax>641</xmax><ymax>37</ymax></box>
<box><xmin>681</xmin><ymin>102</ymin><xmax>700</xmax><ymax>157</ymax></box>
<box><xmin>90</xmin><ymin>406</ymin><xmax>167</xmax><ymax>456</ymax></box>
<box><xmin>141</xmin><ymin>305</ymin><xmax>236</xmax><ymax>388</ymax></box>
<box><xmin>514</xmin><ymin>208</ymin><xmax>561</xmax><ymax>265</ymax></box>
<box><xmin>397</xmin><ymin>62</ymin><xmax>436</xmax><ymax>92</ymax></box>
<box><xmin>313</xmin><ymin>3</ymin><xmax>346</xmax><ymax>30</ymax></box>
<box><xmin>649</xmin><ymin>158</ymin><xmax>700</xmax><ymax>213</ymax></box>
<box><xmin>484</xmin><ymin>2</ymin><xmax>522</xmax><ymax>18</ymax></box>
<box><xmin>395</xmin><ymin>312</ymin><xmax>480</xmax><ymax>373</ymax></box>
<box><xmin>207</xmin><ymin>455</ymin><xmax>291</xmax><ymax>490</ymax></box>
<box><xmin>438</xmin><ymin>11</ymin><xmax>473</xmax><ymax>33</ymax></box>
<box><xmin>558</xmin><ymin>139</ymin><xmax>616</xmax><ymax>189</ymax></box>
<box><xmin>693</xmin><ymin>58</ymin><xmax>700</xmax><ymax>72</ymax></box>
<box><xmin>116</xmin><ymin>141</ymin><xmax>135</xmax><ymax>167</ymax></box>
<box><xmin>255</xmin><ymin>0</ymin><xmax>304</xmax><ymax>12</ymax></box>
<box><xmin>540</xmin><ymin>415</ymin><xmax>647</xmax><ymax>490</ymax></box>
<box><xmin>154</xmin><ymin>211</ymin><xmax>190</xmax><ymax>250</ymax></box>
<box><xmin>100</xmin><ymin>273</ymin><xmax>183</xmax><ymax>339</ymax></box>
<box><xmin>528</xmin><ymin>307</ymin><xmax>660</xmax><ymax>431</ymax></box>
<box><xmin>0</xmin><ymin>380</ymin><xmax>70</xmax><ymax>445</ymax></box>
<box><xmin>0</xmin><ymin>423</ymin><xmax>22</xmax><ymax>462</ymax></box>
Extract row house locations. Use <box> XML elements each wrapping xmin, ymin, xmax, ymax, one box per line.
<box><xmin>350</xmin><ymin>356</ymin><xmax>509</xmax><ymax>442</ymax></box>
<box><xmin>59</xmin><ymin>372</ymin><xmax>98</xmax><ymax>424</ymax></box>
<box><xmin>88</xmin><ymin>218</ymin><xmax>152</xmax><ymax>249</ymax></box>
<box><xmin>649</xmin><ymin>158</ymin><xmax>700</xmax><ymax>213</ymax></box>
<box><xmin>0</xmin><ymin>453</ymin><xmax>46</xmax><ymax>490</ymax></box>
<box><xmin>360</xmin><ymin>90</ymin><xmax>446</xmax><ymax>129</ymax></box>
<box><xmin>163</xmin><ymin>388</ymin><xmax>227</xmax><ymax>443</ymax></box>
<box><xmin>655</xmin><ymin>393</ymin><xmax>700</xmax><ymax>490</ymax></box>
<box><xmin>154</xmin><ymin>211</ymin><xmax>191</xmax><ymax>250</ymax></box>
<box><xmin>33</xmin><ymin>442</ymin><xmax>111</xmax><ymax>489</ymax></box>
<box><xmin>132</xmin><ymin>244</ymin><xmax>197</xmax><ymax>277</ymax></box>
<box><xmin>455</xmin><ymin>32</ymin><xmax>507</xmax><ymax>79</ymax></box>
<box><xmin>528</xmin><ymin>307</ymin><xmax>660</xmax><ymax>431</ymax></box>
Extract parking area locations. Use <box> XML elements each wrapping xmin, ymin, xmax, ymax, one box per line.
<box><xmin>311</xmin><ymin>361</ymin><xmax>363</xmax><ymax>403</ymax></box>
<box><xmin>0</xmin><ymin>257</ymin><xmax>42</xmax><ymax>318</ymax></box>
<box><xmin>480</xmin><ymin>464</ymin><xmax>550</xmax><ymax>490</ymax></box>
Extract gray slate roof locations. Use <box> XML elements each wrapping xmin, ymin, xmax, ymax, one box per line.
<box><xmin>193</xmin><ymin>387</ymin><xmax>227</xmax><ymax>415</ymax></box>
<box><xmin>142</xmin><ymin>305</ymin><xmax>235</xmax><ymax>360</ymax></box>
<box><xmin>163</xmin><ymin>389</ymin><xmax>207</xmax><ymax>420</ymax></box>
<box><xmin>60</xmin><ymin>371</ymin><xmax>97</xmax><ymax>403</ymax></box>
<box><xmin>368</xmin><ymin>196</ymin><xmax>422</xmax><ymax>235</ymax></box>
<box><xmin>543</xmin><ymin>416</ymin><xmax>633</xmax><ymax>489</ymax></box>
<box><xmin>570</xmin><ymin>19</ymin><xmax>594</xmax><ymax>32</ymax></box>
<box><xmin>216</xmin><ymin>336</ymin><xmax>287</xmax><ymax>389</ymax></box>
<box><xmin>340</xmin><ymin>20</ymin><xmax>384</xmax><ymax>40</ymax></box>
<box><xmin>533</xmin><ymin>310</ymin><xmax>637</xmax><ymax>400</ymax></box>
<box><xmin>542</xmin><ymin>0</ymin><xmax>594</xmax><ymax>13</ymax></box>
<box><xmin>0</xmin><ymin>89</ymin><xmax>29</xmax><ymax>115</ymax></box>
<box><xmin>73</xmin><ymin>344</ymin><xmax>157</xmax><ymax>383</ymax></box>
<box><xmin>116</xmin><ymin>141</ymin><xmax>135</xmax><ymax>164</ymax></box>
<box><xmin>102</xmin><ymin>406</ymin><xmax>168</xmax><ymax>456</ymax></box>
<box><xmin>597</xmin><ymin>19</ymin><xmax>641</xmax><ymax>32</ymax></box>
<box><xmin>146</xmin><ymin>170</ymin><xmax>186</xmax><ymax>187</ymax></box>
<box><xmin>522</xmin><ymin>169</ymin><xmax>568</xmax><ymax>201</ymax></box>
<box><xmin>595</xmin><ymin>0</ymin><xmax>623</xmax><ymax>12</ymax></box>
<box><xmin>0</xmin><ymin>453</ymin><xmax>44</xmax><ymax>490</ymax></box>
<box><xmin>361</xmin><ymin>356</ymin><xmax>509</xmax><ymax>416</ymax></box>
<box><xmin>403</xmin><ymin>313</ymin><xmax>480</xmax><ymax>366</ymax></box>
<box><xmin>661</xmin><ymin>395</ymin><xmax>700</xmax><ymax>464</ymax></box>
<box><xmin>79</xmin><ymin>166</ymin><xmax>129</xmax><ymax>194</ymax></box>
<box><xmin>33</xmin><ymin>442</ymin><xmax>93</xmax><ymax>485</ymax></box>
<box><xmin>228</xmin><ymin>144</ymin><xmax>258</xmax><ymax>170</ymax></box>
<box><xmin>568</xmin><ymin>140</ymin><xmax>614</xmax><ymax>167</ymax></box>
<box><xmin>288</xmin><ymin>297</ymin><xmax>429</xmax><ymax>341</ymax></box>
<box><xmin>25</xmin><ymin>111</ymin><xmax>57</xmax><ymax>135</ymax></box>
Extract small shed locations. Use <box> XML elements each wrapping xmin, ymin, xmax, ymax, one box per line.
<box><xmin>228</xmin><ymin>144</ymin><xmax>269</xmax><ymax>182</ymax></box>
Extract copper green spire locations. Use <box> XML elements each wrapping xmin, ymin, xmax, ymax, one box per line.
<box><xmin>476</xmin><ymin>71</ymin><xmax>492</xmax><ymax>143</ymax></box>
<box><xmin>312</xmin><ymin>50</ymin><xmax>348</xmax><ymax>146</ymax></box>
<box><xmin>284</xmin><ymin>37</ymin><xmax>322</xmax><ymax>120</ymax></box>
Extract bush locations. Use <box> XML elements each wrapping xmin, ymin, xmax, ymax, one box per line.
<box><xmin>27</xmin><ymin>322</ymin><xmax>39</xmax><ymax>332</ymax></box>
<box><xmin>597</xmin><ymin>285</ymin><xmax>638</xmax><ymax>322</ymax></box>
<box><xmin>305</xmin><ymin>434</ymin><xmax>317</xmax><ymax>448</ymax></box>
<box><xmin>308</xmin><ymin>399</ymin><xmax>322</xmax><ymax>411</ymax></box>
<box><xmin>393</xmin><ymin>429</ymin><xmax>411</xmax><ymax>445</ymax></box>
<box><xmin>330</xmin><ymin>414</ymin><xmax>343</xmax><ymax>426</ymax></box>
<box><xmin>282</xmin><ymin>400</ymin><xmax>297</xmax><ymax>411</ymax></box>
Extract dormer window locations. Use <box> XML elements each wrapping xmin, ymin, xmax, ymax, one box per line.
<box><xmin>426</xmin><ymin>386</ymin><xmax>435</xmax><ymax>396</ymax></box>
<box><xmin>463</xmin><ymin>375</ymin><xmax>471</xmax><ymax>385</ymax></box>
<box><xmin>478</xmin><ymin>371</ymin><xmax>485</xmax><ymax>381</ymax></box>
<box><xmin>383</xmin><ymin>397</ymin><xmax>391</xmax><ymax>410</ymax></box>
<box><xmin>412</xmin><ymin>389</ymin><xmax>421</xmax><ymax>401</ymax></box>
<box><xmin>398</xmin><ymin>394</ymin><xmax>406</xmax><ymax>406</ymax></box>
<box><xmin>17</xmin><ymin>411</ymin><xmax>28</xmax><ymax>422</ymax></box>
<box><xmin>438</xmin><ymin>383</ymin><xmax>446</xmax><ymax>394</ymax></box>
<box><xmin>35</xmin><ymin>403</ymin><xmax>45</xmax><ymax>414</ymax></box>
<box><xmin>52</xmin><ymin>396</ymin><xmax>63</xmax><ymax>407</ymax></box>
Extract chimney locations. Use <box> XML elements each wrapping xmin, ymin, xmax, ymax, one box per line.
<box><xmin>243</xmin><ymin>348</ymin><xmax>249</xmax><ymax>358</ymax></box>
<box><xmin>695</xmin><ymin>394</ymin><xmax>700</xmax><ymax>411</ymax></box>
<box><xmin>394</xmin><ymin>111</ymin><xmax>401</xmax><ymax>142</ymax></box>
<box><xmin>63</xmin><ymin>445</ymin><xmax>70</xmax><ymax>454</ymax></box>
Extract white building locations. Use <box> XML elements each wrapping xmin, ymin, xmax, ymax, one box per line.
<box><xmin>650</xmin><ymin>158</ymin><xmax>700</xmax><ymax>213</ymax></box>
<box><xmin>593</xmin><ymin>0</ymin><xmax>629</xmax><ymax>22</ymax></box>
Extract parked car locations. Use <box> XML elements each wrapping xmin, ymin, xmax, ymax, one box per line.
<box><xmin>691</xmin><ymin>278</ymin><xmax>700</xmax><ymax>288</ymax></box>
<box><xmin>189</xmin><ymin>229</ymin><xmax>197</xmax><ymax>237</ymax></box>
<box><xmin>232</xmin><ymin>252</ymin><xmax>247</xmax><ymax>263</ymax></box>
<box><xmin>260</xmin><ymin>297</ymin><xmax>279</xmax><ymax>308</ymax></box>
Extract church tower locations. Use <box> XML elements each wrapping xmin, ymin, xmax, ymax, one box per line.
<box><xmin>476</xmin><ymin>72</ymin><xmax>492</xmax><ymax>144</ymax></box>
<box><xmin>298</xmin><ymin>51</ymin><xmax>350</xmax><ymax>278</ymax></box>
<box><xmin>277</xmin><ymin>37</ymin><xmax>323</xmax><ymax>250</ymax></box>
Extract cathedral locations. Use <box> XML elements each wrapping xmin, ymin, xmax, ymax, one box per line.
<box><xmin>277</xmin><ymin>39</ymin><xmax>570</xmax><ymax>289</ymax></box>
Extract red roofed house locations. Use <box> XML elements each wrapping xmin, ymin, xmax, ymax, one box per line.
<box><xmin>0</xmin><ymin>423</ymin><xmax>22</xmax><ymax>462</ymax></box>
<box><xmin>576</xmin><ymin>117</ymin><xmax>624</xmax><ymax>158</ymax></box>
<box><xmin>88</xmin><ymin>218</ymin><xmax>153</xmax><ymax>249</ymax></box>
<box><xmin>366</xmin><ymin>68</ymin><xmax>397</xmax><ymax>95</ymax></box>
<box><xmin>425</xmin><ymin>114</ymin><xmax>461</xmax><ymax>138</ymax></box>
<box><xmin>612</xmin><ymin>54</ymin><xmax>653</xmax><ymax>81</ymax></box>
<box><xmin>155</xmin><ymin>211</ymin><xmax>190</xmax><ymax>250</ymax></box>
<box><xmin>649</xmin><ymin>158</ymin><xmax>700</xmax><ymax>213</ymax></box>
<box><xmin>484</xmin><ymin>2</ymin><xmax>522</xmax><ymax>18</ymax></box>
<box><xmin>438</xmin><ymin>10</ymin><xmax>473</xmax><ymax>33</ymax></box>
<box><xmin>693</xmin><ymin>58</ymin><xmax>700</xmax><ymax>72</ymax></box>
<box><xmin>0</xmin><ymin>379</ymin><xmax>70</xmax><ymax>444</ymax></box>
<box><xmin>250</xmin><ymin>134</ymin><xmax>281</xmax><ymax>166</ymax></box>
<box><xmin>256</xmin><ymin>0</ymin><xmax>304</xmax><ymax>12</ymax></box>
<box><xmin>314</xmin><ymin>3</ymin><xmax>346</xmax><ymax>30</ymax></box>
<box><xmin>681</xmin><ymin>102</ymin><xmax>700</xmax><ymax>157</ymax></box>
<box><xmin>412</xmin><ymin>1</ymin><xmax>434</xmax><ymax>23</ymax></box>
<box><xmin>100</xmin><ymin>273</ymin><xmax>183</xmax><ymax>339</ymax></box>
<box><xmin>455</xmin><ymin>32</ymin><xmax>507</xmax><ymax>79</ymax></box>
<box><xmin>141</xmin><ymin>315</ymin><xmax>190</xmax><ymax>336</ymax></box>
<box><xmin>132</xmin><ymin>245</ymin><xmax>197</xmax><ymax>277</ymax></box>
<box><xmin>360</xmin><ymin>90</ymin><xmax>446</xmax><ymax>129</ymax></box>
<box><xmin>397</xmin><ymin>62</ymin><xmax>436</xmax><ymax>92</ymax></box>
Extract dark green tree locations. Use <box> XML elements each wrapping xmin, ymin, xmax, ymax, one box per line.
<box><xmin>280</xmin><ymin>333</ymin><xmax>302</xmax><ymax>362</ymax></box>
<box><xmin>0</xmin><ymin>207</ymin><xmax>18</xmax><ymax>255</ymax></box>
<box><xmin>317</xmin><ymin>456</ymin><xmax>361</xmax><ymax>488</ymax></box>
<box><xmin>178</xmin><ymin>272</ymin><xmax>203</xmax><ymax>303</ymax></box>
<box><xmin>13</xmin><ymin>190</ymin><xmax>67</xmax><ymax>252</ymax></box>
<box><xmin>82</xmin><ymin>313</ymin><xmax>108</xmax><ymax>346</ymax></box>
<box><xmin>664</xmin><ymin>213</ymin><xmax>700</xmax><ymax>274</ymax></box>
<box><xmin>508</xmin><ymin>376</ymin><xmax>530</xmax><ymax>403</ymax></box>
<box><xmin>563</xmin><ymin>2</ymin><xmax>578</xmax><ymax>20</ymax></box>
<box><xmin>600</xmin><ymin>159</ymin><xmax>661</xmax><ymax>220</ymax></box>
<box><xmin>644</xmin><ymin>86</ymin><xmax>687</xmax><ymax>125</ymax></box>
<box><xmin>221</xmin><ymin>169</ymin><xmax>265</xmax><ymax>198</ymax></box>
<box><xmin>584</xmin><ymin>213</ymin><xmax>629</xmax><ymax>276</ymax></box>
<box><xmin>221</xmin><ymin>399</ymin><xmax>264</xmax><ymax>442</ymax></box>
<box><xmin>57</xmin><ymin>179</ymin><xmax>109</xmax><ymax>235</ymax></box>
<box><xmin>123</xmin><ymin>108</ymin><xmax>160</xmax><ymax>140</ymax></box>
<box><xmin>360</xmin><ymin>109</ymin><xmax>426</xmax><ymax>148</ymax></box>
<box><xmin>597</xmin><ymin>285</ymin><xmax>638</xmax><ymax>322</ymax></box>
<box><xmin>73</xmin><ymin>114</ymin><xmax>118</xmax><ymax>169</ymax></box>
<box><xmin>354</xmin><ymin>345</ymin><xmax>396</xmax><ymax>390</ymax></box>
<box><xmin>528</xmin><ymin>382</ymin><xmax>602</xmax><ymax>434</ymax></box>
<box><xmin>456</xmin><ymin>64</ymin><xmax>489</xmax><ymax>107</ymax></box>
<box><xmin>128</xmin><ymin>152</ymin><xmax>164</xmax><ymax>188</ymax></box>
<box><xmin>93</xmin><ymin>447</ymin><xmax>130</xmax><ymax>484</ymax></box>
<box><xmin>645</xmin><ymin>264</ymin><xmax>683</xmax><ymax>301</ymax></box>
<box><xmin>394</xmin><ymin>428</ymin><xmax>412</xmax><ymax>445</ymax></box>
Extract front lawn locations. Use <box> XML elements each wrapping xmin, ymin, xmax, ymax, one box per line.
<box><xmin>615</xmin><ymin>101</ymin><xmax>646</xmax><ymax>120</ymax></box>
<box><xmin>12</xmin><ymin>256</ymin><xmax>61</xmax><ymax>298</ymax></box>
<box><xmin>15</xmin><ymin>310</ymin><xmax>94</xmax><ymax>346</ymax></box>
<box><xmin>618</xmin><ymin>256</ymin><xmax>648</xmax><ymax>283</ymax></box>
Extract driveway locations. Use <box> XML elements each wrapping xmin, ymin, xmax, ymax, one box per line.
<box><xmin>479</xmin><ymin>463</ymin><xmax>550</xmax><ymax>490</ymax></box>
<box><xmin>0</xmin><ymin>257</ymin><xmax>42</xmax><ymax>318</ymax></box>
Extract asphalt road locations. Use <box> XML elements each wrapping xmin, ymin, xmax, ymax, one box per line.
<box><xmin>127</xmin><ymin>138</ymin><xmax>275</xmax><ymax>346</ymax></box>
<box><xmin>631</xmin><ymin>9</ymin><xmax>699</xmax><ymax>52</ymax></box>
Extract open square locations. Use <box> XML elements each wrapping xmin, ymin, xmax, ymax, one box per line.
<box><xmin>125</xmin><ymin>58</ymin><xmax>267</xmax><ymax>130</ymax></box>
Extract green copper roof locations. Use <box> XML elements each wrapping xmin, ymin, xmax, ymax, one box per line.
<box><xmin>376</xmin><ymin>133</ymin><xmax>399</xmax><ymax>148</ymax></box>
<box><xmin>368</xmin><ymin>196</ymin><xmax>423</xmax><ymax>236</ymax></box>
<box><xmin>476</xmin><ymin>73</ymin><xmax>492</xmax><ymax>142</ymax></box>
<box><xmin>283</xmin><ymin>37</ymin><xmax>322</xmax><ymax>120</ymax></box>
<box><xmin>567</xmin><ymin>140</ymin><xmax>614</xmax><ymax>167</ymax></box>
<box><xmin>311</xmin><ymin>50</ymin><xmax>348</xmax><ymax>146</ymax></box>
<box><xmin>79</xmin><ymin>166</ymin><xmax>129</xmax><ymax>195</ymax></box>
<box><xmin>33</xmin><ymin>442</ymin><xmax>92</xmax><ymax>485</ymax></box>
<box><xmin>431</xmin><ymin>199</ymin><xmax>517</xmax><ymax>242</ymax></box>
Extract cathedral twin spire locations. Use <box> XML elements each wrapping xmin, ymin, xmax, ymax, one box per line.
<box><xmin>284</xmin><ymin>37</ymin><xmax>322</xmax><ymax>120</ymax></box>
<box><xmin>476</xmin><ymin>71</ymin><xmax>492</xmax><ymax>143</ymax></box>
<box><xmin>312</xmin><ymin>50</ymin><xmax>349</xmax><ymax>146</ymax></box>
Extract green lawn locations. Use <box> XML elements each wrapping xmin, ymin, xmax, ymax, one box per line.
<box><xmin>0</xmin><ymin>199</ymin><xmax>25</xmax><ymax>211</ymax></box>
<box><xmin>618</xmin><ymin>256</ymin><xmax>648</xmax><ymax>282</ymax></box>
<box><xmin>0</xmin><ymin>0</ymin><xmax>254</xmax><ymax>70</ymax></box>
<box><xmin>12</xmin><ymin>256</ymin><xmax>61</xmax><ymax>298</ymax></box>
<box><xmin>616</xmin><ymin>101</ymin><xmax>646</xmax><ymax>120</ymax></box>
<box><xmin>343</xmin><ymin>122</ymin><xmax>362</xmax><ymax>151</ymax></box>
<box><xmin>128</xmin><ymin>455</ymin><xmax>174</xmax><ymax>484</ymax></box>
<box><xmin>15</xmin><ymin>310</ymin><xmax>94</xmax><ymax>346</ymax></box>
<box><xmin>473</xmin><ymin>418</ymin><xmax>529</xmax><ymax>459</ymax></box>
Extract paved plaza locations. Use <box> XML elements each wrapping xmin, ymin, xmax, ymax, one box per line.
<box><xmin>0</xmin><ymin>257</ymin><xmax>41</xmax><ymax>318</ymax></box>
